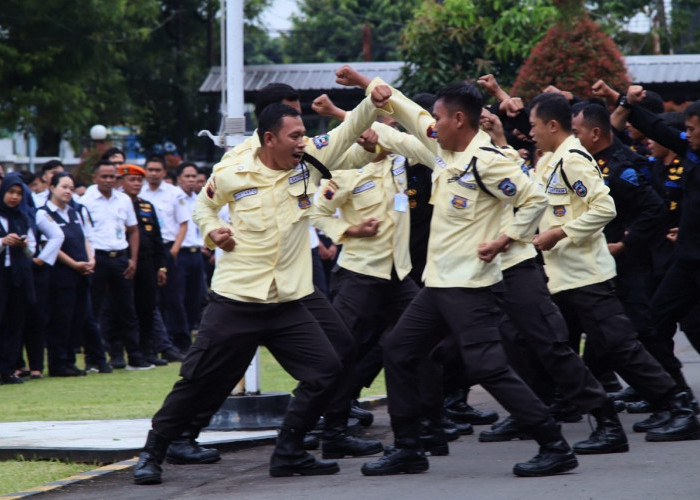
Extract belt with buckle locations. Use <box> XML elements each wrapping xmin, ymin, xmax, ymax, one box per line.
<box><xmin>180</xmin><ymin>246</ymin><xmax>201</xmax><ymax>253</ymax></box>
<box><xmin>96</xmin><ymin>249</ymin><xmax>126</xmax><ymax>258</ymax></box>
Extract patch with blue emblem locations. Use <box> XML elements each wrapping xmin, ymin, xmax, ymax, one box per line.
<box><xmin>619</xmin><ymin>168</ymin><xmax>639</xmax><ymax>186</ymax></box>
<box><xmin>298</xmin><ymin>195</ymin><xmax>311</xmax><ymax>209</ymax></box>
<box><xmin>573</xmin><ymin>180</ymin><xmax>588</xmax><ymax>197</ymax></box>
<box><xmin>451</xmin><ymin>195</ymin><xmax>468</xmax><ymax>209</ymax></box>
<box><xmin>427</xmin><ymin>124</ymin><xmax>437</xmax><ymax>139</ymax></box>
<box><xmin>313</xmin><ymin>134</ymin><xmax>330</xmax><ymax>149</ymax></box>
<box><xmin>498</xmin><ymin>178</ymin><xmax>517</xmax><ymax>197</ymax></box>
<box><xmin>553</xmin><ymin>205</ymin><xmax>566</xmax><ymax>217</ymax></box>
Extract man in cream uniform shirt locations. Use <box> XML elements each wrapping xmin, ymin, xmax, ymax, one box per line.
<box><xmin>335</xmin><ymin>66</ymin><xmax>577</xmax><ymax>479</ymax></box>
<box><xmin>134</xmin><ymin>84</ymin><xmax>392</xmax><ymax>485</ymax></box>
<box><xmin>529</xmin><ymin>92</ymin><xmax>700</xmax><ymax>444</ymax></box>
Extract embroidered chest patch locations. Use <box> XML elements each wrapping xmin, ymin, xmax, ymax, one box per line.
<box><xmin>452</xmin><ymin>195</ymin><xmax>468</xmax><ymax>209</ymax></box>
<box><xmin>234</xmin><ymin>188</ymin><xmax>258</xmax><ymax>201</ymax></box>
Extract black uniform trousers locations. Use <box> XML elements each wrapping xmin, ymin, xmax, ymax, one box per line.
<box><xmin>0</xmin><ymin>267</ymin><xmax>30</xmax><ymax>378</ymax></box>
<box><xmin>20</xmin><ymin>262</ymin><xmax>50</xmax><ymax>372</ymax></box>
<box><xmin>384</xmin><ymin>286</ymin><xmax>551</xmax><ymax>428</ymax></box>
<box><xmin>160</xmin><ymin>246</ymin><xmax>191</xmax><ymax>352</ymax></box>
<box><xmin>91</xmin><ymin>251</ymin><xmax>143</xmax><ymax>364</ymax></box>
<box><xmin>499</xmin><ymin>259</ymin><xmax>607</xmax><ymax>411</ymax></box>
<box><xmin>331</xmin><ymin>267</ymin><xmax>419</xmax><ymax>395</ymax></box>
<box><xmin>47</xmin><ymin>277</ymin><xmax>88</xmax><ymax>372</ymax></box>
<box><xmin>152</xmin><ymin>292</ymin><xmax>342</xmax><ymax>439</ymax></box>
<box><xmin>80</xmin><ymin>279</ymin><xmax>108</xmax><ymax>367</ymax></box>
<box><xmin>552</xmin><ymin>280</ymin><xmax>676</xmax><ymax>404</ymax></box>
<box><xmin>646</xmin><ymin>259</ymin><xmax>700</xmax><ymax>392</ymax></box>
<box><xmin>175</xmin><ymin>248</ymin><xmax>205</xmax><ymax>337</ymax></box>
<box><xmin>133</xmin><ymin>256</ymin><xmax>158</xmax><ymax>357</ymax></box>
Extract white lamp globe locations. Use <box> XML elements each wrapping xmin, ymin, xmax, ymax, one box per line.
<box><xmin>90</xmin><ymin>124</ymin><xmax>108</xmax><ymax>141</ymax></box>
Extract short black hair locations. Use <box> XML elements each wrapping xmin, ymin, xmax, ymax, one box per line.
<box><xmin>257</xmin><ymin>103</ymin><xmax>302</xmax><ymax>143</ymax></box>
<box><xmin>412</xmin><ymin>92</ymin><xmax>437</xmax><ymax>113</ymax></box>
<box><xmin>571</xmin><ymin>101</ymin><xmax>611</xmax><ymax>136</ymax></box>
<box><xmin>639</xmin><ymin>90</ymin><xmax>665</xmax><ymax>115</ymax></box>
<box><xmin>18</xmin><ymin>170</ymin><xmax>36</xmax><ymax>185</ymax></box>
<box><xmin>529</xmin><ymin>93</ymin><xmax>572</xmax><ymax>133</ymax></box>
<box><xmin>434</xmin><ymin>83</ymin><xmax>483</xmax><ymax>129</ymax></box>
<box><xmin>685</xmin><ymin>100</ymin><xmax>700</xmax><ymax>121</ymax></box>
<box><xmin>50</xmin><ymin>172</ymin><xmax>75</xmax><ymax>188</ymax></box>
<box><xmin>101</xmin><ymin>147</ymin><xmax>125</xmax><ymax>162</ymax></box>
<box><xmin>41</xmin><ymin>159</ymin><xmax>64</xmax><ymax>174</ymax></box>
<box><xmin>93</xmin><ymin>159</ymin><xmax>116</xmax><ymax>173</ymax></box>
<box><xmin>145</xmin><ymin>155</ymin><xmax>166</xmax><ymax>169</ymax></box>
<box><xmin>176</xmin><ymin>161</ymin><xmax>199</xmax><ymax>177</ymax></box>
<box><xmin>254</xmin><ymin>83</ymin><xmax>300</xmax><ymax>119</ymax></box>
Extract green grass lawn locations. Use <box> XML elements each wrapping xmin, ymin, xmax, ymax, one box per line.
<box><xmin>0</xmin><ymin>348</ymin><xmax>386</xmax><ymax>495</ymax></box>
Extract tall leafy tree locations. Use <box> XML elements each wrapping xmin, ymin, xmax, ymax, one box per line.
<box><xmin>398</xmin><ymin>0</ymin><xmax>556</xmax><ymax>96</ymax></box>
<box><xmin>281</xmin><ymin>0</ymin><xmax>421</xmax><ymax>63</ymax></box>
<box><xmin>0</xmin><ymin>0</ymin><xmax>159</xmax><ymax>155</ymax></box>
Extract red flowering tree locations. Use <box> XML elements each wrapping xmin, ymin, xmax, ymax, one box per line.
<box><xmin>511</xmin><ymin>0</ymin><xmax>630</xmax><ymax>100</ymax></box>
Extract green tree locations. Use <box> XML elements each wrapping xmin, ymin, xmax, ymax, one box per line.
<box><xmin>281</xmin><ymin>0</ymin><xmax>421</xmax><ymax>63</ymax></box>
<box><xmin>0</xmin><ymin>0</ymin><xmax>159</xmax><ymax>155</ymax></box>
<box><xmin>398</xmin><ymin>0</ymin><xmax>556</xmax><ymax>97</ymax></box>
<box><xmin>511</xmin><ymin>0</ymin><xmax>630</xmax><ymax>100</ymax></box>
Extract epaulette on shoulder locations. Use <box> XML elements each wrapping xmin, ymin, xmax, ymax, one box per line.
<box><xmin>569</xmin><ymin>149</ymin><xmax>593</xmax><ymax>162</ymax></box>
<box><xmin>480</xmin><ymin>146</ymin><xmax>506</xmax><ymax>157</ymax></box>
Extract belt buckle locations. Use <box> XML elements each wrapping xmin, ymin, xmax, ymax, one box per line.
<box><xmin>189</xmin><ymin>247</ymin><xmax>198</xmax><ymax>253</ymax></box>
<box><xmin>109</xmin><ymin>251</ymin><xmax>118</xmax><ymax>258</ymax></box>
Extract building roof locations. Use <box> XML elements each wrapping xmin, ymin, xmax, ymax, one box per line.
<box><xmin>199</xmin><ymin>61</ymin><xmax>404</xmax><ymax>94</ymax></box>
<box><xmin>625</xmin><ymin>54</ymin><xmax>700</xmax><ymax>84</ymax></box>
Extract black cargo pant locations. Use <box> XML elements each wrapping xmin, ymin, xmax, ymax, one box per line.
<box><xmin>151</xmin><ymin>292</ymin><xmax>342</xmax><ymax>439</ymax></box>
<box><xmin>384</xmin><ymin>286</ymin><xmax>551</xmax><ymax>429</ymax></box>
<box><xmin>553</xmin><ymin>279</ymin><xmax>676</xmax><ymax>404</ymax></box>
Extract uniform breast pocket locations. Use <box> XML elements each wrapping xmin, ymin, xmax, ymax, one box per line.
<box><xmin>232</xmin><ymin>195</ymin><xmax>266</xmax><ymax>231</ymax></box>
<box><xmin>286</xmin><ymin>183</ymin><xmax>317</xmax><ymax>224</ymax></box>
<box><xmin>351</xmin><ymin>183</ymin><xmax>383</xmax><ymax>214</ymax></box>
<box><xmin>444</xmin><ymin>184</ymin><xmax>477</xmax><ymax>220</ymax></box>
<box><xmin>546</xmin><ymin>193</ymin><xmax>573</xmax><ymax>225</ymax></box>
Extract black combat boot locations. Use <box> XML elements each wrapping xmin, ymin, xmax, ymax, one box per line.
<box><xmin>549</xmin><ymin>397</ymin><xmax>583</xmax><ymax>423</ymax></box>
<box><xmin>646</xmin><ymin>392</ymin><xmax>700</xmax><ymax>442</ymax></box>
<box><xmin>350</xmin><ymin>400</ymin><xmax>374</xmax><ymax>427</ymax></box>
<box><xmin>361</xmin><ymin>417</ymin><xmax>429</xmax><ymax>476</ymax></box>
<box><xmin>626</xmin><ymin>400</ymin><xmax>653</xmax><ymax>413</ymax></box>
<box><xmin>165</xmin><ymin>430</ymin><xmax>221</xmax><ymax>464</ymax></box>
<box><xmin>513</xmin><ymin>421</ymin><xmax>578</xmax><ymax>477</ymax></box>
<box><xmin>444</xmin><ymin>389</ymin><xmax>499</xmax><ymax>425</ymax></box>
<box><xmin>134</xmin><ymin>430</ymin><xmax>170</xmax><ymax>485</ymax></box>
<box><xmin>573</xmin><ymin>399</ymin><xmax>629</xmax><ymax>454</ymax></box>
<box><xmin>609</xmin><ymin>386</ymin><xmax>641</xmax><ymax>403</ymax></box>
<box><xmin>478</xmin><ymin>415</ymin><xmax>532</xmax><ymax>442</ymax></box>
<box><xmin>633</xmin><ymin>410</ymin><xmax>672</xmax><ymax>432</ymax></box>
<box><xmin>270</xmin><ymin>425</ymin><xmax>340</xmax><ymax>477</ymax></box>
<box><xmin>441</xmin><ymin>413</ymin><xmax>471</xmax><ymax>438</ymax></box>
<box><xmin>419</xmin><ymin>418</ymin><xmax>450</xmax><ymax>456</ymax></box>
<box><xmin>321</xmin><ymin>414</ymin><xmax>382</xmax><ymax>459</ymax></box>
<box><xmin>303</xmin><ymin>434</ymin><xmax>320</xmax><ymax>450</ymax></box>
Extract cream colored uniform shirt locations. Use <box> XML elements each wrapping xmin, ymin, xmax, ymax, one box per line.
<box><xmin>534</xmin><ymin>135</ymin><xmax>617</xmax><ymax>294</ymax></box>
<box><xmin>370</xmin><ymin>83</ymin><xmax>547</xmax><ymax>288</ymax></box>
<box><xmin>310</xmin><ymin>154</ymin><xmax>411</xmax><ymax>280</ymax></box>
<box><xmin>194</xmin><ymin>93</ymin><xmax>384</xmax><ymax>303</ymax></box>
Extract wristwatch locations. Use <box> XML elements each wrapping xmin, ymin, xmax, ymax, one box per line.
<box><xmin>616</xmin><ymin>94</ymin><xmax>631</xmax><ymax>109</ymax></box>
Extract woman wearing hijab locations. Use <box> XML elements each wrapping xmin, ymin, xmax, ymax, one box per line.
<box><xmin>0</xmin><ymin>172</ymin><xmax>37</xmax><ymax>385</ymax></box>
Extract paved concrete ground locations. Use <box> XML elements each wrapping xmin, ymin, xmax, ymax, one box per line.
<box><xmin>6</xmin><ymin>338</ymin><xmax>700</xmax><ymax>499</ymax></box>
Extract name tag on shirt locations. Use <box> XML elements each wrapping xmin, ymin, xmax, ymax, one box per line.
<box><xmin>234</xmin><ymin>188</ymin><xmax>258</xmax><ymax>201</ymax></box>
<box><xmin>353</xmin><ymin>181</ymin><xmax>375</xmax><ymax>194</ymax></box>
<box><xmin>394</xmin><ymin>193</ymin><xmax>408</xmax><ymax>212</ymax></box>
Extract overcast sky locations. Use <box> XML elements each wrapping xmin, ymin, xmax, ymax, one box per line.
<box><xmin>260</xmin><ymin>0</ymin><xmax>297</xmax><ymax>36</ymax></box>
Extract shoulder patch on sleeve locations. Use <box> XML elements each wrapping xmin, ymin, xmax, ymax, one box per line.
<box><xmin>569</xmin><ymin>149</ymin><xmax>593</xmax><ymax>162</ymax></box>
<box><xmin>313</xmin><ymin>134</ymin><xmax>330</xmax><ymax>149</ymax></box>
<box><xmin>479</xmin><ymin>146</ymin><xmax>506</xmax><ymax>157</ymax></box>
<box><xmin>619</xmin><ymin>168</ymin><xmax>640</xmax><ymax>186</ymax></box>
<box><xmin>426</xmin><ymin>124</ymin><xmax>437</xmax><ymax>139</ymax></box>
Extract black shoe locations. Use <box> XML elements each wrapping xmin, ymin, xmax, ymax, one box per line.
<box><xmin>0</xmin><ymin>374</ymin><xmax>23</xmax><ymax>385</ymax></box>
<box><xmin>609</xmin><ymin>386</ymin><xmax>642</xmax><ymax>403</ymax></box>
<box><xmin>166</xmin><ymin>438</ymin><xmax>221</xmax><ymax>464</ymax></box>
<box><xmin>478</xmin><ymin>416</ymin><xmax>531</xmax><ymax>442</ymax></box>
<box><xmin>134</xmin><ymin>430</ymin><xmax>170</xmax><ymax>485</ymax></box>
<box><xmin>50</xmin><ymin>367</ymin><xmax>85</xmax><ymax>377</ymax></box>
<box><xmin>633</xmin><ymin>411</ymin><xmax>672</xmax><ymax>432</ymax></box>
<box><xmin>350</xmin><ymin>400</ymin><xmax>374</xmax><ymax>427</ymax></box>
<box><xmin>419</xmin><ymin>428</ymin><xmax>449</xmax><ymax>456</ymax></box>
<box><xmin>161</xmin><ymin>347</ymin><xmax>185</xmax><ymax>362</ymax></box>
<box><xmin>361</xmin><ymin>446</ymin><xmax>429</xmax><ymax>476</ymax></box>
<box><xmin>613</xmin><ymin>400</ymin><xmax>627</xmax><ymax>412</ymax></box>
<box><xmin>626</xmin><ymin>400</ymin><xmax>652</xmax><ymax>414</ymax></box>
<box><xmin>145</xmin><ymin>355</ymin><xmax>168</xmax><ymax>367</ymax></box>
<box><xmin>513</xmin><ymin>443</ymin><xmax>579</xmax><ymax>477</ymax></box>
<box><xmin>439</xmin><ymin>415</ymin><xmax>465</xmax><ymax>440</ymax></box>
<box><xmin>646</xmin><ymin>392</ymin><xmax>700</xmax><ymax>442</ymax></box>
<box><xmin>303</xmin><ymin>435</ymin><xmax>319</xmax><ymax>450</ymax></box>
<box><xmin>110</xmin><ymin>357</ymin><xmax>126</xmax><ymax>369</ymax></box>
<box><xmin>549</xmin><ymin>399</ymin><xmax>583</xmax><ymax>423</ymax></box>
<box><xmin>270</xmin><ymin>426</ymin><xmax>339</xmax><ymax>477</ymax></box>
<box><xmin>322</xmin><ymin>434</ymin><xmax>383</xmax><ymax>459</ymax></box>
<box><xmin>573</xmin><ymin>400</ymin><xmax>629</xmax><ymax>454</ymax></box>
<box><xmin>446</xmin><ymin>401</ymin><xmax>499</xmax><ymax>426</ymax></box>
<box><xmin>98</xmin><ymin>361</ymin><xmax>113</xmax><ymax>374</ymax></box>
<box><xmin>66</xmin><ymin>365</ymin><xmax>87</xmax><ymax>376</ymax></box>
<box><xmin>85</xmin><ymin>364</ymin><xmax>99</xmax><ymax>373</ymax></box>
<box><xmin>126</xmin><ymin>359</ymin><xmax>156</xmax><ymax>371</ymax></box>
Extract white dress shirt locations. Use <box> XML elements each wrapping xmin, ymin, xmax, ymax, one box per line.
<box><xmin>179</xmin><ymin>187</ymin><xmax>203</xmax><ymax>248</ymax></box>
<box><xmin>139</xmin><ymin>182</ymin><xmax>190</xmax><ymax>243</ymax></box>
<box><xmin>34</xmin><ymin>209</ymin><xmax>65</xmax><ymax>265</ymax></box>
<box><xmin>79</xmin><ymin>188</ymin><xmax>137</xmax><ymax>251</ymax></box>
<box><xmin>32</xmin><ymin>189</ymin><xmax>49</xmax><ymax>208</ymax></box>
